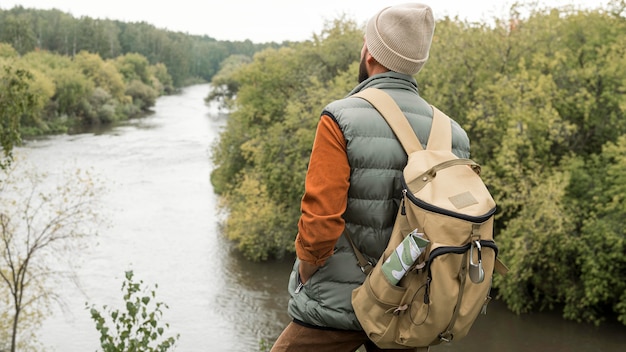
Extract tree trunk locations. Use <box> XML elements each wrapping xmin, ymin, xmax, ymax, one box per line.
<box><xmin>10</xmin><ymin>305</ymin><xmax>20</xmax><ymax>352</ymax></box>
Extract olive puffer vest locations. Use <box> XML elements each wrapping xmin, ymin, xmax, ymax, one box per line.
<box><xmin>287</xmin><ymin>72</ymin><xmax>470</xmax><ymax>330</ymax></box>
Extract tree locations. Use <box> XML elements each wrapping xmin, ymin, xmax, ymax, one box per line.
<box><xmin>87</xmin><ymin>271</ymin><xmax>179</xmax><ymax>352</ymax></box>
<box><xmin>0</xmin><ymin>65</ymin><xmax>36</xmax><ymax>169</ymax></box>
<box><xmin>0</xmin><ymin>12</ymin><xmax>36</xmax><ymax>55</ymax></box>
<box><xmin>114</xmin><ymin>53</ymin><xmax>154</xmax><ymax>85</ymax></box>
<box><xmin>495</xmin><ymin>168</ymin><xmax>578</xmax><ymax>314</ymax></box>
<box><xmin>73</xmin><ymin>51</ymin><xmax>129</xmax><ymax>123</ymax></box>
<box><xmin>0</xmin><ymin>43</ymin><xmax>18</xmax><ymax>58</ymax></box>
<box><xmin>563</xmin><ymin>135</ymin><xmax>626</xmax><ymax>325</ymax></box>
<box><xmin>0</xmin><ymin>162</ymin><xmax>105</xmax><ymax>352</ymax></box>
<box><xmin>149</xmin><ymin>62</ymin><xmax>174</xmax><ymax>94</ymax></box>
<box><xmin>74</xmin><ymin>51</ymin><xmax>126</xmax><ymax>100</ymax></box>
<box><xmin>125</xmin><ymin>80</ymin><xmax>158</xmax><ymax>112</ymax></box>
<box><xmin>207</xmin><ymin>54</ymin><xmax>252</xmax><ymax>110</ymax></box>
<box><xmin>49</xmin><ymin>66</ymin><xmax>95</xmax><ymax>121</ymax></box>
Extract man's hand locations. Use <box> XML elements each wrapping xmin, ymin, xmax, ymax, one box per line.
<box><xmin>298</xmin><ymin>260</ymin><xmax>319</xmax><ymax>284</ymax></box>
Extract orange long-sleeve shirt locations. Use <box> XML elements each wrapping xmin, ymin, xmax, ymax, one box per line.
<box><xmin>295</xmin><ymin>114</ymin><xmax>350</xmax><ymax>266</ymax></box>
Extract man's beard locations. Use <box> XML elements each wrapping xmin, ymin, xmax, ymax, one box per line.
<box><xmin>358</xmin><ymin>56</ymin><xmax>369</xmax><ymax>83</ymax></box>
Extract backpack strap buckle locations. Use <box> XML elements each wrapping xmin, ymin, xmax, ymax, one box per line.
<box><xmin>360</xmin><ymin>261</ymin><xmax>373</xmax><ymax>275</ymax></box>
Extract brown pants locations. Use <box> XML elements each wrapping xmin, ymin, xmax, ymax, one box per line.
<box><xmin>270</xmin><ymin>322</ymin><xmax>420</xmax><ymax>352</ymax></box>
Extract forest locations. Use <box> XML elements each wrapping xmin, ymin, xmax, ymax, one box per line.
<box><xmin>209</xmin><ymin>0</ymin><xmax>626</xmax><ymax>327</ymax></box>
<box><xmin>0</xmin><ymin>5</ymin><xmax>275</xmax><ymax>136</ymax></box>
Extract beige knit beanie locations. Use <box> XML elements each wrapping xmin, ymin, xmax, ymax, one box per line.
<box><xmin>366</xmin><ymin>3</ymin><xmax>435</xmax><ymax>75</ymax></box>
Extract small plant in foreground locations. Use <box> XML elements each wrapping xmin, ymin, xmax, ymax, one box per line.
<box><xmin>87</xmin><ymin>271</ymin><xmax>179</xmax><ymax>352</ymax></box>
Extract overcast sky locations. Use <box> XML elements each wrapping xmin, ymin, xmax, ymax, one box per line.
<box><xmin>0</xmin><ymin>0</ymin><xmax>610</xmax><ymax>43</ymax></box>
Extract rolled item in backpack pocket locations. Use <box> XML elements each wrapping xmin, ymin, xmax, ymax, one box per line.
<box><xmin>381</xmin><ymin>230</ymin><xmax>429</xmax><ymax>285</ymax></box>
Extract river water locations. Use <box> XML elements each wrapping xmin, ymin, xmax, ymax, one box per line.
<box><xmin>12</xmin><ymin>84</ymin><xmax>626</xmax><ymax>351</ymax></box>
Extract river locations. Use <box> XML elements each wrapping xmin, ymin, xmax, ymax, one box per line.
<box><xmin>11</xmin><ymin>84</ymin><xmax>626</xmax><ymax>351</ymax></box>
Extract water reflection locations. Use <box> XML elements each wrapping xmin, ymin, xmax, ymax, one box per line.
<box><xmin>213</xmin><ymin>236</ymin><xmax>293</xmax><ymax>347</ymax></box>
<box><xmin>433</xmin><ymin>299</ymin><xmax>626</xmax><ymax>352</ymax></box>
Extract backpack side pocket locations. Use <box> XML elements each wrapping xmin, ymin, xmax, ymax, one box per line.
<box><xmin>352</xmin><ymin>253</ymin><xmax>407</xmax><ymax>347</ymax></box>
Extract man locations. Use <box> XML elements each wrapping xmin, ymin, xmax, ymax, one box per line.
<box><xmin>271</xmin><ymin>3</ymin><xmax>470</xmax><ymax>352</ymax></box>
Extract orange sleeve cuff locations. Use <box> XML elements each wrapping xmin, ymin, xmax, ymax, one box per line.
<box><xmin>295</xmin><ymin>114</ymin><xmax>349</xmax><ymax>266</ymax></box>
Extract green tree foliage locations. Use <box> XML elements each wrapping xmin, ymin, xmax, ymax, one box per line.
<box><xmin>50</xmin><ymin>66</ymin><xmax>96</xmax><ymax>119</ymax></box>
<box><xmin>0</xmin><ymin>6</ymin><xmax>275</xmax><ymax>136</ymax></box>
<box><xmin>519</xmin><ymin>7</ymin><xmax>626</xmax><ymax>157</ymax></box>
<box><xmin>0</xmin><ymin>42</ymin><xmax>18</xmax><ymax>58</ymax></box>
<box><xmin>495</xmin><ymin>169</ymin><xmax>578</xmax><ymax>314</ymax></box>
<box><xmin>210</xmin><ymin>18</ymin><xmax>362</xmax><ymax>260</ymax></box>
<box><xmin>150</xmin><ymin>63</ymin><xmax>174</xmax><ymax>94</ymax></box>
<box><xmin>114</xmin><ymin>53</ymin><xmax>159</xmax><ymax>112</ymax></box>
<box><xmin>114</xmin><ymin>53</ymin><xmax>153</xmax><ymax>85</ymax></box>
<box><xmin>209</xmin><ymin>3</ymin><xmax>626</xmax><ymax>325</ymax></box>
<box><xmin>206</xmin><ymin>54</ymin><xmax>252</xmax><ymax>110</ymax></box>
<box><xmin>87</xmin><ymin>271</ymin><xmax>179</xmax><ymax>352</ymax></box>
<box><xmin>125</xmin><ymin>80</ymin><xmax>158</xmax><ymax>112</ymax></box>
<box><xmin>0</xmin><ymin>10</ymin><xmax>36</xmax><ymax>54</ymax></box>
<box><xmin>563</xmin><ymin>136</ymin><xmax>626</xmax><ymax>325</ymax></box>
<box><xmin>3</xmin><ymin>45</ymin><xmax>171</xmax><ymax>134</ymax></box>
<box><xmin>74</xmin><ymin>51</ymin><xmax>126</xmax><ymax>100</ymax></box>
<box><xmin>0</xmin><ymin>6</ymin><xmax>275</xmax><ymax>87</ymax></box>
<box><xmin>0</xmin><ymin>65</ymin><xmax>36</xmax><ymax>168</ymax></box>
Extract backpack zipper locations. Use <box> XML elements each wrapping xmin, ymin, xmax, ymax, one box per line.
<box><xmin>400</xmin><ymin>179</ymin><xmax>496</xmax><ymax>223</ymax></box>
<box><xmin>423</xmin><ymin>240</ymin><xmax>498</xmax><ymax>304</ymax></box>
<box><xmin>401</xmin><ymin>189</ymin><xmax>407</xmax><ymax>215</ymax></box>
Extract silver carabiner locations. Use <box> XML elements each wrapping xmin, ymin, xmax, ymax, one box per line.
<box><xmin>469</xmin><ymin>240</ymin><xmax>485</xmax><ymax>283</ymax></box>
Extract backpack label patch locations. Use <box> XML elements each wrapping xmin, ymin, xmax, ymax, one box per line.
<box><xmin>449</xmin><ymin>191</ymin><xmax>479</xmax><ymax>209</ymax></box>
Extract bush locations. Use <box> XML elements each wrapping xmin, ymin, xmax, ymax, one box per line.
<box><xmin>125</xmin><ymin>80</ymin><xmax>158</xmax><ymax>112</ymax></box>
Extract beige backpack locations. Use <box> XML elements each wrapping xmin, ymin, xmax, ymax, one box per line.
<box><xmin>348</xmin><ymin>88</ymin><xmax>507</xmax><ymax>350</ymax></box>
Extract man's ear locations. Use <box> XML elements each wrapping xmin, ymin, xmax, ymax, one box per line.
<box><xmin>366</xmin><ymin>53</ymin><xmax>389</xmax><ymax>75</ymax></box>
<box><xmin>365</xmin><ymin>51</ymin><xmax>377</xmax><ymax>66</ymax></box>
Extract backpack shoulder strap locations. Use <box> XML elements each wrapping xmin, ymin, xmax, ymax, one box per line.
<box><xmin>353</xmin><ymin>88</ymin><xmax>453</xmax><ymax>153</ymax></box>
<box><xmin>427</xmin><ymin>106</ymin><xmax>452</xmax><ymax>152</ymax></box>
<box><xmin>352</xmin><ymin>88</ymin><xmax>423</xmax><ymax>154</ymax></box>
